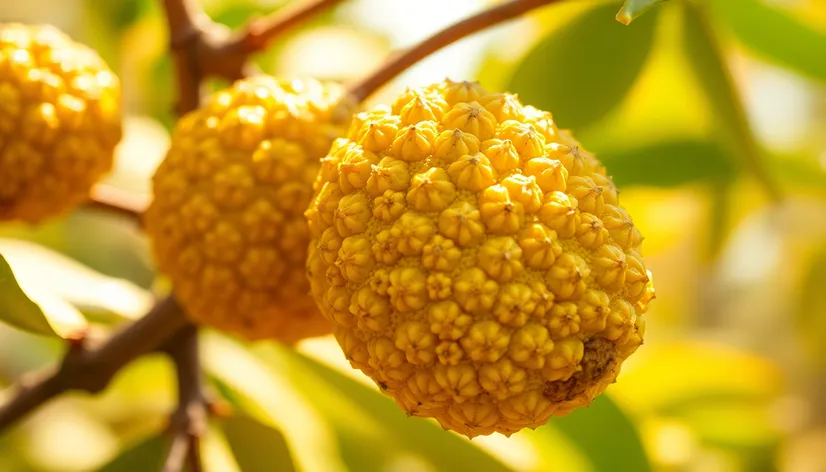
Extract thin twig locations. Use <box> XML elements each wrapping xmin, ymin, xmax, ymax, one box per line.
<box><xmin>346</xmin><ymin>0</ymin><xmax>561</xmax><ymax>102</ymax></box>
<box><xmin>225</xmin><ymin>0</ymin><xmax>344</xmax><ymax>53</ymax></box>
<box><xmin>0</xmin><ymin>297</ymin><xmax>189</xmax><ymax>431</ymax></box>
<box><xmin>160</xmin><ymin>325</ymin><xmax>206</xmax><ymax>472</ymax></box>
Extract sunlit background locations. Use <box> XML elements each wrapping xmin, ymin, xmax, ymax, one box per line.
<box><xmin>1</xmin><ymin>0</ymin><xmax>825</xmax><ymax>471</ymax></box>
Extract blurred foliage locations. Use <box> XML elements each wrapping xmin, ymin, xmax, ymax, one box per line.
<box><xmin>711</xmin><ymin>0</ymin><xmax>826</xmax><ymax>83</ymax></box>
<box><xmin>680</xmin><ymin>1</ymin><xmax>779</xmax><ymax>202</ymax></box>
<box><xmin>2</xmin><ymin>0</ymin><xmax>826</xmax><ymax>471</ymax></box>
<box><xmin>509</xmin><ymin>2</ymin><xmax>659</xmax><ymax>131</ymax></box>
<box><xmin>599</xmin><ymin>140</ymin><xmax>736</xmax><ymax>188</ymax></box>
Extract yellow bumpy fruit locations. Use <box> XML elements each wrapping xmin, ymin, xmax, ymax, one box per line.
<box><xmin>306</xmin><ymin>79</ymin><xmax>654</xmax><ymax>438</ymax></box>
<box><xmin>145</xmin><ymin>76</ymin><xmax>353</xmax><ymax>342</ymax></box>
<box><xmin>0</xmin><ymin>23</ymin><xmax>122</xmax><ymax>222</ymax></box>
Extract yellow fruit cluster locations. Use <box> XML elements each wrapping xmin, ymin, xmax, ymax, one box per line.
<box><xmin>144</xmin><ymin>77</ymin><xmax>353</xmax><ymax>342</ymax></box>
<box><xmin>305</xmin><ymin>79</ymin><xmax>654</xmax><ymax>437</ymax></box>
<box><xmin>0</xmin><ymin>23</ymin><xmax>121</xmax><ymax>223</ymax></box>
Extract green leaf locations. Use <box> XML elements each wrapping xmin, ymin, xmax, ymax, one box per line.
<box><xmin>771</xmin><ymin>152</ymin><xmax>826</xmax><ymax>193</ymax></box>
<box><xmin>596</xmin><ymin>139</ymin><xmax>737</xmax><ymax>187</ymax></box>
<box><xmin>219</xmin><ymin>415</ymin><xmax>296</xmax><ymax>472</ymax></box>
<box><xmin>681</xmin><ymin>3</ymin><xmax>781</xmax><ymax>200</ymax></box>
<box><xmin>210</xmin><ymin>337</ymin><xmax>512</xmax><ymax>472</ymax></box>
<box><xmin>530</xmin><ymin>395</ymin><xmax>651</xmax><ymax>472</ymax></box>
<box><xmin>609</xmin><ymin>341</ymin><xmax>782</xmax><ymax>413</ymax></box>
<box><xmin>83</xmin><ymin>0</ymin><xmax>144</xmax><ymax>29</ymax></box>
<box><xmin>201</xmin><ymin>333</ymin><xmax>349</xmax><ymax>472</ymax></box>
<box><xmin>95</xmin><ymin>436</ymin><xmax>165</xmax><ymax>472</ymax></box>
<box><xmin>616</xmin><ymin>0</ymin><xmax>669</xmax><ymax>25</ymax></box>
<box><xmin>0</xmin><ymin>436</ymin><xmax>28</xmax><ymax>471</ymax></box>
<box><xmin>210</xmin><ymin>2</ymin><xmax>269</xmax><ymax>30</ymax></box>
<box><xmin>202</xmin><ymin>423</ymin><xmax>243</xmax><ymax>472</ymax></box>
<box><xmin>711</xmin><ymin>0</ymin><xmax>826</xmax><ymax>83</ymax></box>
<box><xmin>0</xmin><ymin>238</ymin><xmax>153</xmax><ymax>325</ymax></box>
<box><xmin>280</xmin><ymin>348</ymin><xmax>514</xmax><ymax>472</ymax></box>
<box><xmin>674</xmin><ymin>399</ymin><xmax>782</xmax><ymax>448</ymax></box>
<box><xmin>508</xmin><ymin>2</ymin><xmax>658</xmax><ymax>130</ymax></box>
<box><xmin>251</xmin><ymin>347</ymin><xmax>418</xmax><ymax>471</ymax></box>
<box><xmin>0</xmin><ymin>253</ymin><xmax>83</xmax><ymax>338</ymax></box>
<box><xmin>96</xmin><ymin>420</ymin><xmax>245</xmax><ymax>472</ymax></box>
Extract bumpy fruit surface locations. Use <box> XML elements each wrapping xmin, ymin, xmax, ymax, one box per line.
<box><xmin>305</xmin><ymin>79</ymin><xmax>654</xmax><ymax>438</ymax></box>
<box><xmin>145</xmin><ymin>76</ymin><xmax>352</xmax><ymax>342</ymax></box>
<box><xmin>0</xmin><ymin>23</ymin><xmax>122</xmax><ymax>222</ymax></box>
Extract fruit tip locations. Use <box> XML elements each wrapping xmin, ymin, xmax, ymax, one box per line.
<box><xmin>615</xmin><ymin>9</ymin><xmax>633</xmax><ymax>26</ymax></box>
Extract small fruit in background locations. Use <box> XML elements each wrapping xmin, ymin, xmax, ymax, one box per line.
<box><xmin>305</xmin><ymin>78</ymin><xmax>654</xmax><ymax>438</ymax></box>
<box><xmin>144</xmin><ymin>76</ymin><xmax>354</xmax><ymax>343</ymax></box>
<box><xmin>0</xmin><ymin>23</ymin><xmax>122</xmax><ymax>223</ymax></box>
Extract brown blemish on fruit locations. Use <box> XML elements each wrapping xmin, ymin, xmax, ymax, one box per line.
<box><xmin>543</xmin><ymin>337</ymin><xmax>617</xmax><ymax>402</ymax></box>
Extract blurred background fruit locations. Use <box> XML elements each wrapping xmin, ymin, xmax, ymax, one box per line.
<box><xmin>0</xmin><ymin>22</ymin><xmax>122</xmax><ymax>223</ymax></box>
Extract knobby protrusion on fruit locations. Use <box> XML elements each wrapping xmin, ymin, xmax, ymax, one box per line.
<box><xmin>145</xmin><ymin>76</ymin><xmax>355</xmax><ymax>342</ymax></box>
<box><xmin>0</xmin><ymin>23</ymin><xmax>122</xmax><ymax>222</ymax></box>
<box><xmin>305</xmin><ymin>78</ymin><xmax>654</xmax><ymax>438</ymax></box>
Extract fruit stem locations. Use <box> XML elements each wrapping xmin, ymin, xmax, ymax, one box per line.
<box><xmin>160</xmin><ymin>324</ymin><xmax>207</xmax><ymax>472</ymax></box>
<box><xmin>347</xmin><ymin>0</ymin><xmax>562</xmax><ymax>103</ymax></box>
<box><xmin>0</xmin><ymin>297</ymin><xmax>188</xmax><ymax>431</ymax></box>
<box><xmin>163</xmin><ymin>0</ymin><xmax>208</xmax><ymax>114</ymax></box>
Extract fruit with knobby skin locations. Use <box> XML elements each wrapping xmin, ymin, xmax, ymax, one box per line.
<box><xmin>305</xmin><ymin>79</ymin><xmax>654</xmax><ymax>438</ymax></box>
<box><xmin>0</xmin><ymin>23</ymin><xmax>122</xmax><ymax>222</ymax></box>
<box><xmin>145</xmin><ymin>76</ymin><xmax>354</xmax><ymax>342</ymax></box>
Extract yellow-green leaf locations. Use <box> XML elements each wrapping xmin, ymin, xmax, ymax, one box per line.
<box><xmin>609</xmin><ymin>341</ymin><xmax>783</xmax><ymax>414</ymax></box>
<box><xmin>0</xmin><ymin>253</ymin><xmax>84</xmax><ymax>338</ymax></box>
<box><xmin>202</xmin><ymin>423</ymin><xmax>242</xmax><ymax>472</ymax></box>
<box><xmin>201</xmin><ymin>333</ymin><xmax>348</xmax><ymax>472</ymax></box>
<box><xmin>95</xmin><ymin>436</ymin><xmax>165</xmax><ymax>472</ymax></box>
<box><xmin>0</xmin><ymin>238</ymin><xmax>152</xmax><ymax>324</ymax></box>
<box><xmin>219</xmin><ymin>415</ymin><xmax>296</xmax><ymax>472</ymax></box>
<box><xmin>279</xmin><ymin>346</ymin><xmax>515</xmax><ymax>472</ymax></box>
<box><xmin>796</xmin><ymin>245</ymin><xmax>826</xmax><ymax>365</ymax></box>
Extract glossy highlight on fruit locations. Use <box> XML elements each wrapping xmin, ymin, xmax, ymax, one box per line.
<box><xmin>305</xmin><ymin>79</ymin><xmax>654</xmax><ymax>438</ymax></box>
<box><xmin>0</xmin><ymin>23</ymin><xmax>122</xmax><ymax>222</ymax></box>
<box><xmin>145</xmin><ymin>76</ymin><xmax>353</xmax><ymax>342</ymax></box>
